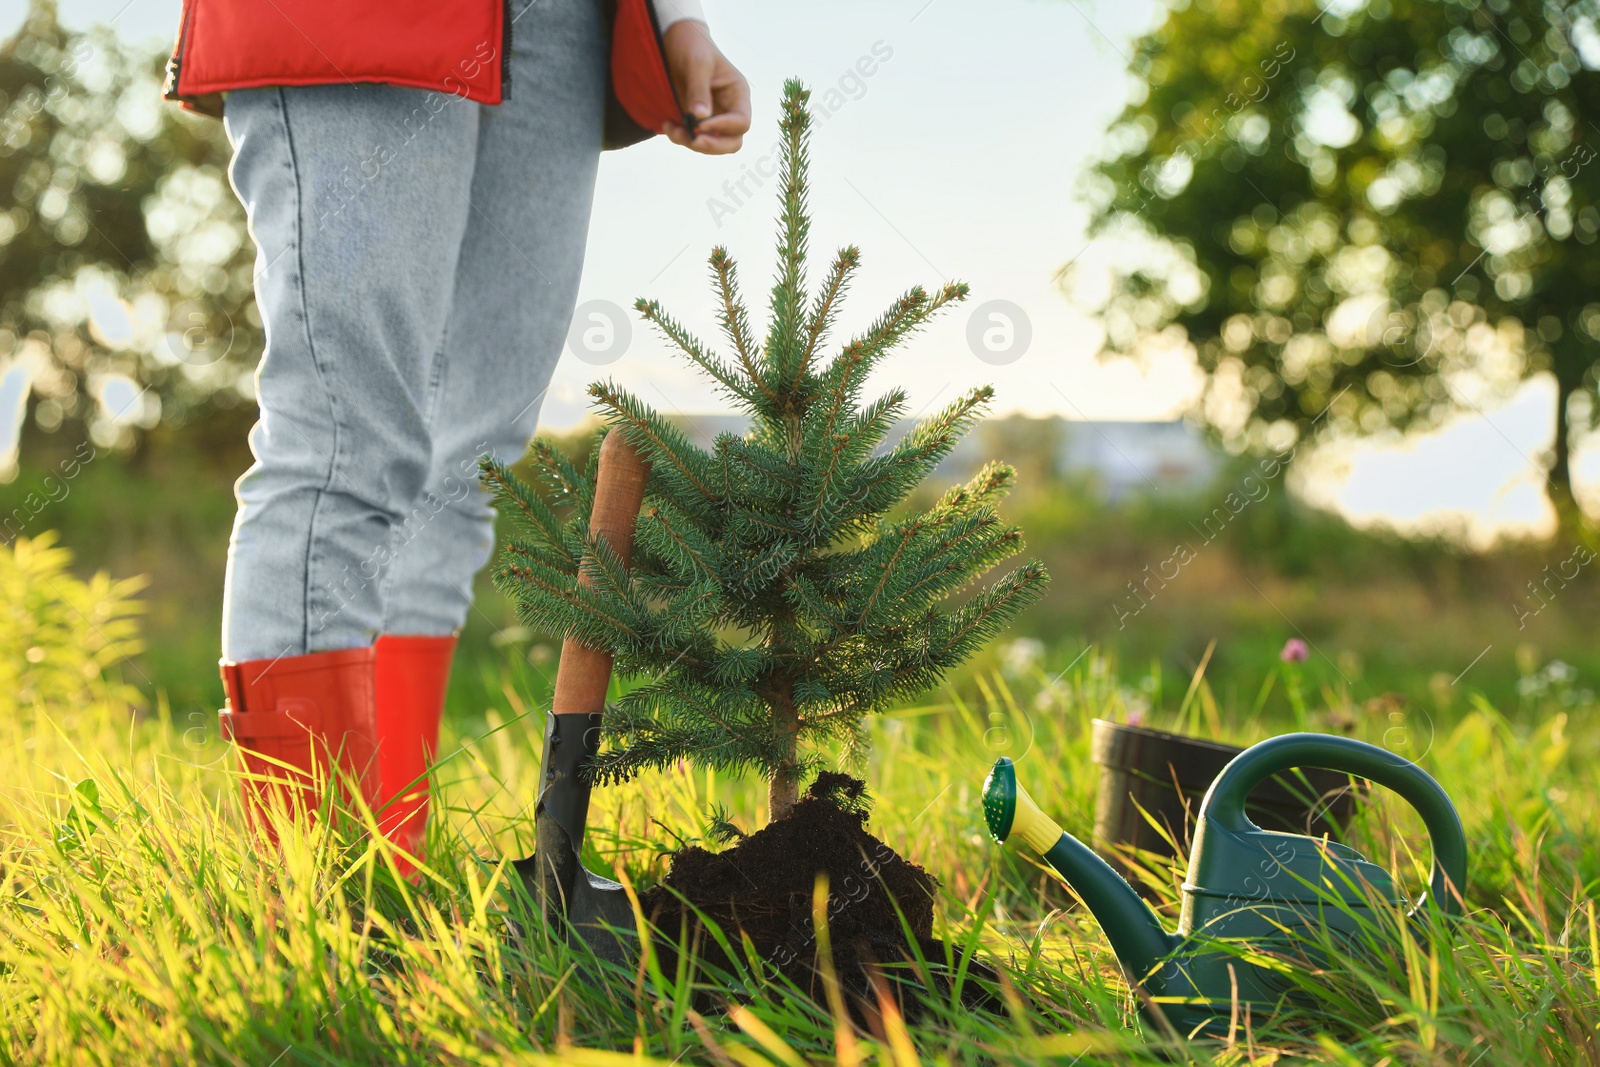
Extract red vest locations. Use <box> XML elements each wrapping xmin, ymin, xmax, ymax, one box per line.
<box><xmin>163</xmin><ymin>0</ymin><xmax>681</xmax><ymax>149</ymax></box>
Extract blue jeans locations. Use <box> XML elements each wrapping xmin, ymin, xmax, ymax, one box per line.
<box><xmin>220</xmin><ymin>1</ymin><xmax>606</xmax><ymax>662</ymax></box>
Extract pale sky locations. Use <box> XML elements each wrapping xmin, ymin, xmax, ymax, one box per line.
<box><xmin>22</xmin><ymin>0</ymin><xmax>1590</xmax><ymax>544</ymax></box>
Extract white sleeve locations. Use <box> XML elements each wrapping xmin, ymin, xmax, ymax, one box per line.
<box><xmin>652</xmin><ymin>0</ymin><xmax>707</xmax><ymax>28</ymax></box>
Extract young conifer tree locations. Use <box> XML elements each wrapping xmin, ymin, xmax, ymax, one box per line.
<box><xmin>483</xmin><ymin>80</ymin><xmax>1049</xmax><ymax>821</ymax></box>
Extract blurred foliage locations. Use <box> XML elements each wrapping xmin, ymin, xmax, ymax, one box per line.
<box><xmin>5</xmin><ymin>413</ymin><xmax>1598</xmax><ymax>726</ymax></box>
<box><xmin>0</xmin><ymin>2</ymin><xmax>257</xmax><ymax>455</ymax></box>
<box><xmin>1076</xmin><ymin>0</ymin><xmax>1600</xmax><ymax>524</ymax></box>
<box><xmin>0</xmin><ymin>528</ymin><xmax>145</xmax><ymax>717</ymax></box>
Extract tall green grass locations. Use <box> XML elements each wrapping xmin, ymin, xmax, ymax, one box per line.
<box><xmin>2</xmin><ymin>534</ymin><xmax>1598</xmax><ymax>1064</ymax></box>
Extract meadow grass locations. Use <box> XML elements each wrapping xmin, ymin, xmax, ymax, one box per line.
<box><xmin>3</xmin><ymin>630</ymin><xmax>1599</xmax><ymax>1062</ymax></box>
<box><xmin>4</xmin><ymin>533</ymin><xmax>1600</xmax><ymax>1064</ymax></box>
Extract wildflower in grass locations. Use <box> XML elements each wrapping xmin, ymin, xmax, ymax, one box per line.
<box><xmin>1279</xmin><ymin>637</ymin><xmax>1311</xmax><ymax>724</ymax></box>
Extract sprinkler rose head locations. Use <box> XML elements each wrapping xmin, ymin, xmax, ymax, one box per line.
<box><xmin>983</xmin><ymin>757</ymin><xmax>1064</xmax><ymax>853</ymax></box>
<box><xmin>982</xmin><ymin>757</ymin><xmax>1018</xmax><ymax>842</ymax></box>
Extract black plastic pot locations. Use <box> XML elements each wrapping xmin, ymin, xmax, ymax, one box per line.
<box><xmin>1091</xmin><ymin>719</ymin><xmax>1365</xmax><ymax>888</ymax></box>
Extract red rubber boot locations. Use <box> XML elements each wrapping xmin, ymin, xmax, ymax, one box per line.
<box><xmin>373</xmin><ymin>634</ymin><xmax>457</xmax><ymax>873</ymax></box>
<box><xmin>219</xmin><ymin>646</ymin><xmax>380</xmax><ymax>842</ymax></box>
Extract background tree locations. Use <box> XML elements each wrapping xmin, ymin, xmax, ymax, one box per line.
<box><xmin>1071</xmin><ymin>0</ymin><xmax>1600</xmax><ymax>531</ymax></box>
<box><xmin>484</xmin><ymin>81</ymin><xmax>1050</xmax><ymax>820</ymax></box>
<box><xmin>1</xmin><ymin>2</ymin><xmax>257</xmax><ymax>458</ymax></box>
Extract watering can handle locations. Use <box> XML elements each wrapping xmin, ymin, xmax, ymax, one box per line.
<box><xmin>550</xmin><ymin>431</ymin><xmax>651</xmax><ymax>716</ymax></box>
<box><xmin>1199</xmin><ymin>733</ymin><xmax>1468</xmax><ymax>918</ymax></box>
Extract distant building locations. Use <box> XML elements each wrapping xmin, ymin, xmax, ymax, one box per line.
<box><xmin>669</xmin><ymin>414</ymin><xmax>1219</xmax><ymax>500</ymax></box>
<box><xmin>1054</xmin><ymin>418</ymin><xmax>1220</xmax><ymax>500</ymax></box>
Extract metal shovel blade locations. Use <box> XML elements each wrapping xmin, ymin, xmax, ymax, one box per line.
<box><xmin>514</xmin><ymin>712</ymin><xmax>634</xmax><ymax>963</ymax></box>
<box><xmin>510</xmin><ymin>431</ymin><xmax>650</xmax><ymax>963</ymax></box>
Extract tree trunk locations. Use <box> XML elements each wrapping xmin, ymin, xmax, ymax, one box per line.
<box><xmin>767</xmin><ymin>685</ymin><xmax>801</xmax><ymax>822</ymax></box>
<box><xmin>1550</xmin><ymin>382</ymin><xmax>1580</xmax><ymax>538</ymax></box>
<box><xmin>768</xmin><ymin>765</ymin><xmax>800</xmax><ymax>822</ymax></box>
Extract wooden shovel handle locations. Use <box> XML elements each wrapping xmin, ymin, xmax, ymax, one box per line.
<box><xmin>551</xmin><ymin>431</ymin><xmax>650</xmax><ymax>716</ymax></box>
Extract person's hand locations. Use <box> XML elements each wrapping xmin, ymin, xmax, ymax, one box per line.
<box><xmin>660</xmin><ymin>21</ymin><xmax>750</xmax><ymax>154</ymax></box>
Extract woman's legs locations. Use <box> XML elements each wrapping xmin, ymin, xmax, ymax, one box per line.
<box><xmin>224</xmin><ymin>0</ymin><xmax>610</xmax><ymax>658</ymax></box>
<box><xmin>368</xmin><ymin>1</ymin><xmax>608</xmax><ymax>866</ymax></box>
<box><xmin>220</xmin><ymin>2</ymin><xmax>607</xmax><ymax>855</ymax></box>
<box><xmin>221</xmin><ymin>82</ymin><xmax>481</xmax><ymax>662</ymax></box>
<box><xmin>379</xmin><ymin>0</ymin><xmax>609</xmax><ymax>637</ymax></box>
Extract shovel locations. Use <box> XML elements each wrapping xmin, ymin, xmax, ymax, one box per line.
<box><xmin>512</xmin><ymin>430</ymin><xmax>650</xmax><ymax>962</ymax></box>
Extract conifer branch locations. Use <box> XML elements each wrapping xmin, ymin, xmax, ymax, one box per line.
<box><xmin>726</xmin><ymin>437</ymin><xmax>802</xmax><ymax>489</ymax></box>
<box><xmin>819</xmin><ymin>288</ymin><xmax>927</xmax><ymax>410</ymax></box>
<box><xmin>784</xmin><ymin>574</ymin><xmax>845</xmax><ymax>632</ymax></box>
<box><xmin>933</xmin><ymin>562</ymin><xmax>1050</xmax><ymax>656</ymax></box>
<box><xmin>640</xmin><ymin>505</ymin><xmax>719</xmax><ymax>583</ymax></box>
<box><xmin>891</xmin><ymin>522</ymin><xmax>1024</xmax><ymax>612</ymax></box>
<box><xmin>708</xmin><ymin>248</ymin><xmax>776</xmax><ymax>403</ymax></box>
<box><xmin>501</xmin><ymin>536</ymin><xmax>578</xmax><ymax>577</ymax></box>
<box><xmin>799</xmin><ymin>390</ymin><xmax>906</xmax><ymax>539</ymax></box>
<box><xmin>929</xmin><ymin>461</ymin><xmax>1016</xmax><ymax>517</ymax></box>
<box><xmin>588</xmin><ymin>382</ymin><xmax>719</xmax><ymax>503</ymax></box>
<box><xmin>851</xmin><ymin>286</ymin><xmax>929</xmax><ymax>355</ymax></box>
<box><xmin>801</xmin><ymin>245</ymin><xmax>860</xmax><ymax>373</ymax></box>
<box><xmin>478</xmin><ymin>457</ymin><xmax>577</xmax><ymax>569</ymax></box>
<box><xmin>525</xmin><ymin>436</ymin><xmax>594</xmax><ymax>519</ymax></box>
<box><xmin>730</xmin><ymin>539</ymin><xmax>798</xmax><ymax>595</ymax></box>
<box><xmin>728</xmin><ymin>506</ymin><xmax>797</xmax><ymax>546</ymax></box>
<box><xmin>847</xmin><ymin>386</ymin><xmax>995</xmax><ymax>508</ymax></box>
<box><xmin>496</xmin><ymin>560</ymin><xmax>643</xmax><ymax>646</ymax></box>
<box><xmin>853</xmin><ymin>519</ymin><xmax>921</xmax><ymax>624</ymax></box>
<box><xmin>634</xmin><ymin>298</ymin><xmax>755</xmax><ymax>407</ymax></box>
<box><xmin>763</xmin><ymin>80</ymin><xmax>813</xmax><ymax>390</ymax></box>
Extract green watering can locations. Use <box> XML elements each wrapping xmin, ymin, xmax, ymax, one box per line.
<box><xmin>984</xmin><ymin>733</ymin><xmax>1467</xmax><ymax>1036</ymax></box>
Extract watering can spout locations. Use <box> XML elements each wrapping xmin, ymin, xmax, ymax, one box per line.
<box><xmin>983</xmin><ymin>757</ymin><xmax>1179</xmax><ymax>982</ymax></box>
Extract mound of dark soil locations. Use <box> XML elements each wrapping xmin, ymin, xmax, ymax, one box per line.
<box><xmin>639</xmin><ymin>773</ymin><xmax>993</xmax><ymax>1017</ymax></box>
